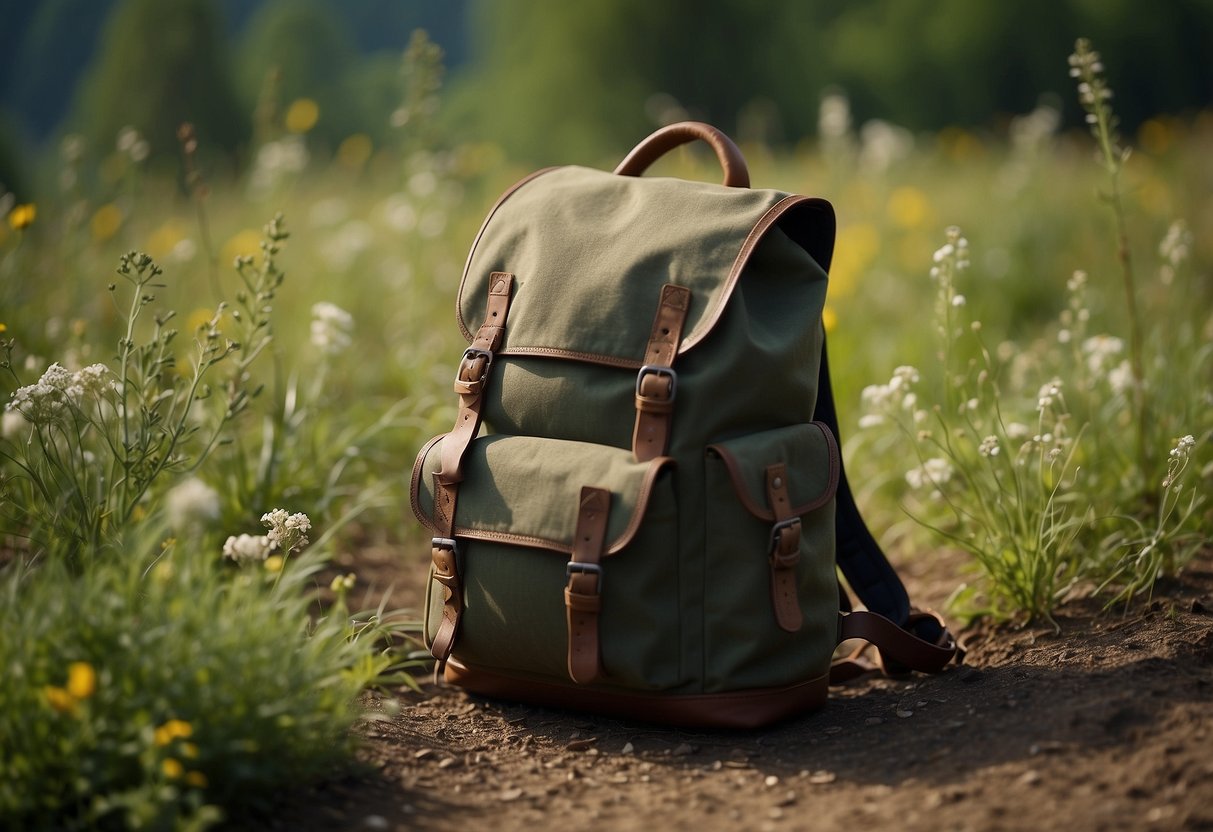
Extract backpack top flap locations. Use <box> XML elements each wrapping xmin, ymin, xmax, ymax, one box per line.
<box><xmin>456</xmin><ymin>165</ymin><xmax>835</xmax><ymax>367</ymax></box>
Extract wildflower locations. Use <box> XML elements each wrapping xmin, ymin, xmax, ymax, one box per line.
<box><xmin>1159</xmin><ymin>220</ymin><xmax>1192</xmax><ymax>267</ymax></box>
<box><xmin>154</xmin><ymin>719</ymin><xmax>193</xmax><ymax>746</ymax></box>
<box><xmin>74</xmin><ymin>364</ymin><xmax>110</xmax><ymax>397</ymax></box>
<box><xmin>67</xmin><ymin>662</ymin><xmax>97</xmax><ymax>699</ymax></box>
<box><xmin>2</xmin><ymin>409</ymin><xmax>26</xmax><ymax>438</ymax></box>
<box><xmin>978</xmin><ymin>436</ymin><xmax>1001</xmax><ymax>457</ymax></box>
<box><xmin>262</xmin><ymin>509</ymin><xmax>311</xmax><ymax>554</ymax></box>
<box><xmin>858</xmin><ymin>414</ymin><xmax>884</xmax><ymax>429</ymax></box>
<box><xmin>7</xmin><ymin>203</ymin><xmax>35</xmax><ymax>230</ymax></box>
<box><xmin>905</xmin><ymin>458</ymin><xmax>954</xmax><ymax>490</ymax></box>
<box><xmin>1107</xmin><ymin>361</ymin><xmax>1133</xmax><ymax>395</ymax></box>
<box><xmin>951</xmin><ymin>294</ymin><xmax>966</xmax><ymax>307</ymax></box>
<box><xmin>1037</xmin><ymin>378</ymin><xmax>1064</xmax><ymax>411</ymax></box>
<box><xmin>162</xmin><ymin>758</ymin><xmax>184</xmax><ymax>779</ymax></box>
<box><xmin>185</xmin><ymin>771</ymin><xmax>209</xmax><ymax>788</ymax></box>
<box><xmin>818</xmin><ymin>92</ymin><xmax>851</xmax><ymax>141</ymax></box>
<box><xmin>90</xmin><ymin>203</ymin><xmax>123</xmax><ymax>242</ymax></box>
<box><xmin>222</xmin><ymin>533</ymin><xmax>272</xmax><ymax>562</ymax></box>
<box><xmin>1006</xmin><ymin>422</ymin><xmax>1032</xmax><ymax>440</ymax></box>
<box><xmin>1067</xmin><ymin>270</ymin><xmax>1088</xmax><ymax>293</ymax></box>
<box><xmin>310</xmin><ymin>302</ymin><xmax>354</xmax><ymax>355</ymax></box>
<box><xmin>329</xmin><ymin>573</ymin><xmax>356</xmax><ymax>593</ymax></box>
<box><xmin>1082</xmin><ymin>334</ymin><xmax>1124</xmax><ymax>375</ymax></box>
<box><xmin>264</xmin><ymin>554</ymin><xmax>285</xmax><ymax>573</ymax></box>
<box><xmin>1170</xmin><ymin>435</ymin><xmax>1196</xmax><ymax>461</ymax></box>
<box><xmin>285</xmin><ymin>98</ymin><xmax>320</xmax><ymax>134</ymax></box>
<box><xmin>44</xmin><ymin>686</ymin><xmax>77</xmax><ymax>715</ymax></box>
<box><xmin>166</xmin><ymin>478</ymin><xmax>221</xmax><ymax>530</ymax></box>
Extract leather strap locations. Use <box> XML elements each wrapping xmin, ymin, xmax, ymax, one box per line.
<box><xmin>565</xmin><ymin>487</ymin><xmax>611</xmax><ymax>684</ymax></box>
<box><xmin>831</xmin><ymin>609</ymin><xmax>959</xmax><ymax>683</ymax></box>
<box><xmin>764</xmin><ymin>463</ymin><xmax>803</xmax><ymax>633</ymax></box>
<box><xmin>632</xmin><ymin>284</ymin><xmax>691</xmax><ymax>462</ymax></box>
<box><xmin>429</xmin><ymin>272</ymin><xmax>515</xmax><ymax>663</ymax></box>
<box><xmin>613</xmin><ymin>121</ymin><xmax>751</xmax><ymax>188</ymax></box>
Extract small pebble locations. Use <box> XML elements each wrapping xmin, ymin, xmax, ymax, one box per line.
<box><xmin>363</xmin><ymin>816</ymin><xmax>389</xmax><ymax>830</ymax></box>
<box><xmin>896</xmin><ymin>709</ymin><xmax>914</xmax><ymax>718</ymax></box>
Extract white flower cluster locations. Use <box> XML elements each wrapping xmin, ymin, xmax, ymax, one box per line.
<box><xmin>7</xmin><ymin>362</ymin><xmax>110</xmax><ymax>424</ymax></box>
<box><xmin>310</xmin><ymin>301</ymin><xmax>354</xmax><ymax>355</ymax></box>
<box><xmin>249</xmin><ymin>136</ymin><xmax>309</xmax><ymax>195</ymax></box>
<box><xmin>262</xmin><ymin>508</ymin><xmax>312</xmax><ymax>554</ymax></box>
<box><xmin>905</xmin><ymin>458</ymin><xmax>953</xmax><ymax>492</ymax></box>
<box><xmin>223</xmin><ymin>533</ymin><xmax>272</xmax><ymax>562</ymax></box>
<box><xmin>1082</xmin><ymin>334</ymin><xmax>1124</xmax><ymax>376</ymax></box>
<box><xmin>859</xmin><ymin>365</ymin><xmax>921</xmax><ymax>428</ymax></box>
<box><xmin>116</xmin><ymin>126</ymin><xmax>150</xmax><ymax>163</ymax></box>
<box><xmin>1170</xmin><ymin>434</ymin><xmax>1196</xmax><ymax>462</ymax></box>
<box><xmin>165</xmin><ymin>477</ymin><xmax>221</xmax><ymax>530</ymax></box>
<box><xmin>978</xmin><ymin>435</ymin><xmax>1001</xmax><ymax>457</ymax></box>
<box><xmin>1037</xmin><ymin>378</ymin><xmax>1064</xmax><ymax>412</ymax></box>
<box><xmin>223</xmin><ymin>508</ymin><xmax>312</xmax><ymax>563</ymax></box>
<box><xmin>930</xmin><ymin>227</ymin><xmax>970</xmax><ymax>279</ymax></box>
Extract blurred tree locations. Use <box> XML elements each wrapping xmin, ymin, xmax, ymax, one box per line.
<box><xmin>453</xmin><ymin>0</ymin><xmax>1213</xmax><ymax>163</ymax></box>
<box><xmin>5</xmin><ymin>0</ymin><xmax>118</xmax><ymax>142</ymax></box>
<box><xmin>237</xmin><ymin>0</ymin><xmax>362</xmax><ymax>152</ymax></box>
<box><xmin>72</xmin><ymin>0</ymin><xmax>248</xmax><ymax>165</ymax></box>
<box><xmin>0</xmin><ymin>117</ymin><xmax>30</xmax><ymax>202</ymax></box>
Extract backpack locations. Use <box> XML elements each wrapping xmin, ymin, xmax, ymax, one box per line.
<box><xmin>411</xmin><ymin>121</ymin><xmax>960</xmax><ymax>729</ymax></box>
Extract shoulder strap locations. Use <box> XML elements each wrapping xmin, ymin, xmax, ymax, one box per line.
<box><xmin>812</xmin><ymin>336</ymin><xmax>960</xmax><ymax>675</ymax></box>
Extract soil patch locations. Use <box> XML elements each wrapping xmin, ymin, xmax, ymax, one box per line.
<box><xmin>249</xmin><ymin>551</ymin><xmax>1213</xmax><ymax>832</ymax></box>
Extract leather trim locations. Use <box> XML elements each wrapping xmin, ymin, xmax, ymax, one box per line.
<box><xmin>613</xmin><ymin>121</ymin><xmax>750</xmax><ymax>188</ymax></box>
<box><xmin>707</xmin><ymin>421</ymin><xmax>840</xmax><ymax>521</ymax></box>
<box><xmin>410</xmin><ymin>451</ymin><xmax>676</xmax><ymax>556</ymax></box>
<box><xmin>679</xmin><ymin>195</ymin><xmax>833</xmax><ymax>354</ymax></box>
<box><xmin>456</xmin><ymin>167</ymin><xmax>559</xmax><ymax>344</ymax></box>
<box><xmin>456</xmin><ymin>174</ymin><xmax>835</xmax><ymax>363</ymax></box>
<box><xmin>445</xmin><ymin>658</ymin><xmax>829</xmax><ymax>729</ymax></box>
<box><xmin>491</xmin><ymin>345</ymin><xmax>644</xmax><ymax>370</ymax></box>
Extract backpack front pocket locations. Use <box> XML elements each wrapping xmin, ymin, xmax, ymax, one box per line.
<box><xmin>702</xmin><ymin>422</ymin><xmax>840</xmax><ymax>691</ymax></box>
<box><xmin>411</xmin><ymin>434</ymin><xmax>681</xmax><ymax>690</ymax></box>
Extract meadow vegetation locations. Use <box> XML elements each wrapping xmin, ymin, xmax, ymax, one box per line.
<box><xmin>0</xmin><ymin>27</ymin><xmax>1209</xmax><ymax>829</ymax></box>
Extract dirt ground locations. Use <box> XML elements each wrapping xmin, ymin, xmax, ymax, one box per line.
<box><xmin>253</xmin><ymin>545</ymin><xmax>1213</xmax><ymax>832</ymax></box>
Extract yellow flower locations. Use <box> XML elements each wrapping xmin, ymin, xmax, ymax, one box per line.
<box><xmin>162</xmin><ymin>758</ymin><xmax>184</xmax><ymax>779</ymax></box>
<box><xmin>264</xmin><ymin>554</ymin><xmax>284</xmax><ymax>574</ymax></box>
<box><xmin>337</xmin><ymin>134</ymin><xmax>373</xmax><ymax>170</ymax></box>
<box><xmin>67</xmin><ymin>662</ymin><xmax>97</xmax><ymax>699</ymax></box>
<box><xmin>828</xmin><ymin>223</ymin><xmax>880</xmax><ymax>299</ymax></box>
<box><xmin>8</xmin><ymin>203</ymin><xmax>35</xmax><ymax>230</ymax></box>
<box><xmin>154</xmin><ymin>718</ymin><xmax>194</xmax><ymax>746</ymax></box>
<box><xmin>180</xmin><ymin>741</ymin><xmax>199</xmax><ymax>759</ymax></box>
<box><xmin>146</xmin><ymin>220</ymin><xmax>188</xmax><ymax>259</ymax></box>
<box><xmin>222</xmin><ymin>229</ymin><xmax>263</xmax><ymax>267</ymax></box>
<box><xmin>0</xmin><ymin>323</ymin><xmax>7</xmax><ymax>333</ymax></box>
<box><xmin>44</xmin><ymin>686</ymin><xmax>77</xmax><ymax>715</ymax></box>
<box><xmin>285</xmin><ymin>98</ymin><xmax>320</xmax><ymax>134</ymax></box>
<box><xmin>886</xmin><ymin>186</ymin><xmax>932</xmax><ymax>230</ymax></box>
<box><xmin>185</xmin><ymin>771</ymin><xmax>209</xmax><ymax>788</ymax></box>
<box><xmin>90</xmin><ymin>203</ymin><xmax>123</xmax><ymax>242</ymax></box>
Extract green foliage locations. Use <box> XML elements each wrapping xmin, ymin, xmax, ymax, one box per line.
<box><xmin>237</xmin><ymin>0</ymin><xmax>361</xmax><ymax>151</ymax></box>
<box><xmin>455</xmin><ymin>0</ymin><xmax>1213</xmax><ymax>163</ymax></box>
<box><xmin>73</xmin><ymin>0</ymin><xmax>248</xmax><ymax>165</ymax></box>
<box><xmin>0</xmin><ymin>543</ymin><xmax>370</xmax><ymax>829</ymax></box>
<box><xmin>849</xmin><ymin>42</ymin><xmax>1211</xmax><ymax>623</ymax></box>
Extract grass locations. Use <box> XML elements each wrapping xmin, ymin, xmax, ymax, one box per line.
<box><xmin>1</xmin><ymin>37</ymin><xmax>1210</xmax><ymax>828</ymax></box>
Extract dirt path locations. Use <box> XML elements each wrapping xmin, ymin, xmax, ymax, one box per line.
<box><xmin>255</xmin><ymin>552</ymin><xmax>1213</xmax><ymax>832</ymax></box>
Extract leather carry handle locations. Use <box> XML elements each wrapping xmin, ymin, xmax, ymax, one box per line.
<box><xmin>614</xmin><ymin>121</ymin><xmax>750</xmax><ymax>188</ymax></box>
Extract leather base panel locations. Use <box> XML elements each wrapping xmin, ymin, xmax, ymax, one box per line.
<box><xmin>444</xmin><ymin>659</ymin><xmax>830</xmax><ymax>730</ymax></box>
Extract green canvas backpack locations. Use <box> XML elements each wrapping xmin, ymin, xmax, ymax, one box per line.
<box><xmin>411</xmin><ymin>122</ymin><xmax>959</xmax><ymax>728</ymax></box>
